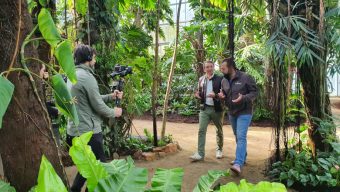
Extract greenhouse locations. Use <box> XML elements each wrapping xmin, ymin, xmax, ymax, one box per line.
<box><xmin>0</xmin><ymin>0</ymin><xmax>339</xmax><ymax>191</ymax></box>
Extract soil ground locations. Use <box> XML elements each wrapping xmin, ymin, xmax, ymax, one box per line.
<box><xmin>64</xmin><ymin>120</ymin><xmax>277</xmax><ymax>192</ymax></box>
<box><xmin>132</xmin><ymin>120</ymin><xmax>275</xmax><ymax>192</ymax></box>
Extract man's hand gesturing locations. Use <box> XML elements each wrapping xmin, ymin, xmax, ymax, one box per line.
<box><xmin>218</xmin><ymin>89</ymin><xmax>225</xmax><ymax>99</ymax></box>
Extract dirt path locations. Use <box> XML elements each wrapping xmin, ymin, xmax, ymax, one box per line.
<box><xmin>132</xmin><ymin>119</ymin><xmax>275</xmax><ymax>192</ymax></box>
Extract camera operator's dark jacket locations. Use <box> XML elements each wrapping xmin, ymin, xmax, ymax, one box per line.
<box><xmin>221</xmin><ymin>70</ymin><xmax>258</xmax><ymax>116</ymax></box>
<box><xmin>67</xmin><ymin>64</ymin><xmax>115</xmax><ymax>136</ymax></box>
<box><xmin>198</xmin><ymin>74</ymin><xmax>223</xmax><ymax>112</ymax></box>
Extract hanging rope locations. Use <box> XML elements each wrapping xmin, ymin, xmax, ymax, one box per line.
<box><xmin>227</xmin><ymin>0</ymin><xmax>235</xmax><ymax>60</ymax></box>
<box><xmin>64</xmin><ymin>0</ymin><xmax>68</xmax><ymax>38</ymax></box>
<box><xmin>296</xmin><ymin>68</ymin><xmax>302</xmax><ymax>151</ymax></box>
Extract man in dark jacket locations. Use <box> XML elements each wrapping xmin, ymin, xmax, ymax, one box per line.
<box><xmin>190</xmin><ymin>61</ymin><xmax>224</xmax><ymax>161</ymax></box>
<box><xmin>218</xmin><ymin>57</ymin><xmax>258</xmax><ymax>174</ymax></box>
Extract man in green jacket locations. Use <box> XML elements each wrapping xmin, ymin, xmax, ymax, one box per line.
<box><xmin>67</xmin><ymin>44</ymin><xmax>122</xmax><ymax>192</ymax></box>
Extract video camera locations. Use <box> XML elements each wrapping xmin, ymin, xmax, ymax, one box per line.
<box><xmin>109</xmin><ymin>65</ymin><xmax>133</xmax><ymax>80</ymax></box>
<box><xmin>109</xmin><ymin>64</ymin><xmax>133</xmax><ymax>106</ymax></box>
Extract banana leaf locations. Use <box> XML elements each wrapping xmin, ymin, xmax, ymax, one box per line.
<box><xmin>51</xmin><ymin>74</ymin><xmax>79</xmax><ymax>126</ymax></box>
<box><xmin>101</xmin><ymin>157</ymin><xmax>134</xmax><ymax>174</ymax></box>
<box><xmin>54</xmin><ymin>40</ymin><xmax>77</xmax><ymax>84</ymax></box>
<box><xmin>0</xmin><ymin>180</ymin><xmax>15</xmax><ymax>192</ymax></box>
<box><xmin>75</xmin><ymin>0</ymin><xmax>88</xmax><ymax>16</ymax></box>
<box><xmin>193</xmin><ymin>170</ymin><xmax>226</xmax><ymax>192</ymax></box>
<box><xmin>148</xmin><ymin>168</ymin><xmax>184</xmax><ymax>192</ymax></box>
<box><xmin>38</xmin><ymin>8</ymin><xmax>62</xmax><ymax>47</ymax></box>
<box><xmin>35</xmin><ymin>155</ymin><xmax>67</xmax><ymax>192</ymax></box>
<box><xmin>94</xmin><ymin>157</ymin><xmax>147</xmax><ymax>192</ymax></box>
<box><xmin>69</xmin><ymin>132</ymin><xmax>108</xmax><ymax>192</ymax></box>
<box><xmin>0</xmin><ymin>76</ymin><xmax>14</xmax><ymax>129</ymax></box>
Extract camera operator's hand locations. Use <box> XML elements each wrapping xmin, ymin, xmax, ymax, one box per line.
<box><xmin>112</xmin><ymin>90</ymin><xmax>124</xmax><ymax>100</ymax></box>
<box><xmin>114</xmin><ymin>107</ymin><xmax>123</xmax><ymax>117</ymax></box>
<box><xmin>117</xmin><ymin>91</ymin><xmax>123</xmax><ymax>99</ymax></box>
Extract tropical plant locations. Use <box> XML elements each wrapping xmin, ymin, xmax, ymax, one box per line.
<box><xmin>32</xmin><ymin>156</ymin><xmax>68</xmax><ymax>192</ymax></box>
<box><xmin>193</xmin><ymin>170</ymin><xmax>228</xmax><ymax>192</ymax></box>
<box><xmin>69</xmin><ymin>131</ymin><xmax>185</xmax><ymax>192</ymax></box>
<box><xmin>0</xmin><ymin>0</ymin><xmax>77</xmax><ymax>189</ymax></box>
<box><xmin>269</xmin><ymin>120</ymin><xmax>340</xmax><ymax>189</ymax></box>
<box><xmin>219</xmin><ymin>179</ymin><xmax>287</xmax><ymax>192</ymax></box>
<box><xmin>269</xmin><ymin>148</ymin><xmax>340</xmax><ymax>188</ymax></box>
<box><xmin>0</xmin><ymin>180</ymin><xmax>15</xmax><ymax>192</ymax></box>
<box><xmin>148</xmin><ymin>168</ymin><xmax>184</xmax><ymax>192</ymax></box>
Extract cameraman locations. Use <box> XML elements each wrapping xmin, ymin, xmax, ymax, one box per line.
<box><xmin>67</xmin><ymin>44</ymin><xmax>123</xmax><ymax>192</ymax></box>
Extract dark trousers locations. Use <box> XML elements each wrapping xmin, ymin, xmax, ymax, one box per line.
<box><xmin>67</xmin><ymin>133</ymin><xmax>106</xmax><ymax>192</ymax></box>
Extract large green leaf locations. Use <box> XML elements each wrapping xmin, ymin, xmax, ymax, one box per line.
<box><xmin>54</xmin><ymin>40</ymin><xmax>77</xmax><ymax>84</ymax></box>
<box><xmin>219</xmin><ymin>182</ymin><xmax>238</xmax><ymax>192</ymax></box>
<box><xmin>0</xmin><ymin>76</ymin><xmax>14</xmax><ymax>129</ymax></box>
<box><xmin>193</xmin><ymin>170</ymin><xmax>226</xmax><ymax>192</ymax></box>
<box><xmin>38</xmin><ymin>0</ymin><xmax>48</xmax><ymax>7</ymax></box>
<box><xmin>38</xmin><ymin>8</ymin><xmax>62</xmax><ymax>47</ymax></box>
<box><xmin>69</xmin><ymin>132</ymin><xmax>108</xmax><ymax>192</ymax></box>
<box><xmin>51</xmin><ymin>74</ymin><xmax>79</xmax><ymax>125</ymax></box>
<box><xmin>0</xmin><ymin>180</ymin><xmax>16</xmax><ymax>192</ymax></box>
<box><xmin>208</xmin><ymin>0</ymin><xmax>227</xmax><ymax>10</ymax></box>
<box><xmin>35</xmin><ymin>155</ymin><xmax>67</xmax><ymax>192</ymax></box>
<box><xmin>330</xmin><ymin>142</ymin><xmax>340</xmax><ymax>154</ymax></box>
<box><xmin>218</xmin><ymin>179</ymin><xmax>287</xmax><ymax>192</ymax></box>
<box><xmin>75</xmin><ymin>0</ymin><xmax>88</xmax><ymax>16</ymax></box>
<box><xmin>148</xmin><ymin>168</ymin><xmax>184</xmax><ymax>192</ymax></box>
<box><xmin>101</xmin><ymin>158</ymin><xmax>133</xmax><ymax>175</ymax></box>
<box><xmin>94</xmin><ymin>158</ymin><xmax>148</xmax><ymax>192</ymax></box>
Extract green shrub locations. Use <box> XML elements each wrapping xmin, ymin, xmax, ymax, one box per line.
<box><xmin>219</xmin><ymin>179</ymin><xmax>287</xmax><ymax>192</ymax></box>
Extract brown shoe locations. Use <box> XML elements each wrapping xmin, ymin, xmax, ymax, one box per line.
<box><xmin>230</xmin><ymin>164</ymin><xmax>241</xmax><ymax>175</ymax></box>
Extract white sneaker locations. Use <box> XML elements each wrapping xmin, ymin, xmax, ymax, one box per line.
<box><xmin>190</xmin><ymin>153</ymin><xmax>203</xmax><ymax>161</ymax></box>
<box><xmin>216</xmin><ymin>150</ymin><xmax>223</xmax><ymax>159</ymax></box>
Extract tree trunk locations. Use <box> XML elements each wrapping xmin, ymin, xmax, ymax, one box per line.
<box><xmin>298</xmin><ymin>0</ymin><xmax>331</xmax><ymax>153</ymax></box>
<box><xmin>0</xmin><ymin>0</ymin><xmax>67</xmax><ymax>191</ymax></box>
<box><xmin>161</xmin><ymin>0</ymin><xmax>182</xmax><ymax>139</ymax></box>
<box><xmin>151</xmin><ymin>0</ymin><xmax>161</xmax><ymax>146</ymax></box>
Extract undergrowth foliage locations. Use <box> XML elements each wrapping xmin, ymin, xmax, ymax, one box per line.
<box><xmin>1</xmin><ymin>131</ymin><xmax>288</xmax><ymax>192</ymax></box>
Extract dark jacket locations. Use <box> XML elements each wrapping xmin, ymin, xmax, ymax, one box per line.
<box><xmin>221</xmin><ymin>71</ymin><xmax>258</xmax><ymax>116</ymax></box>
<box><xmin>198</xmin><ymin>74</ymin><xmax>223</xmax><ymax>112</ymax></box>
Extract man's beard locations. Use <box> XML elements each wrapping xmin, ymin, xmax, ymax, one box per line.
<box><xmin>224</xmin><ymin>73</ymin><xmax>231</xmax><ymax>79</ymax></box>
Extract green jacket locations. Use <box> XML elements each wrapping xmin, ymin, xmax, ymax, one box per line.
<box><xmin>67</xmin><ymin>64</ymin><xmax>115</xmax><ymax>136</ymax></box>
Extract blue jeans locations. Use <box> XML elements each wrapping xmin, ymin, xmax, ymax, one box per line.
<box><xmin>229</xmin><ymin>114</ymin><xmax>252</xmax><ymax>167</ymax></box>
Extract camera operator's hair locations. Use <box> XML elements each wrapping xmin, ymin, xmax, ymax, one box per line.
<box><xmin>74</xmin><ymin>44</ymin><xmax>96</xmax><ymax>65</ymax></box>
<box><xmin>222</xmin><ymin>57</ymin><xmax>236</xmax><ymax>69</ymax></box>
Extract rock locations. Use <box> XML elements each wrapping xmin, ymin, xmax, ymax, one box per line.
<box><xmin>113</xmin><ymin>152</ymin><xmax>120</xmax><ymax>159</ymax></box>
<box><xmin>174</xmin><ymin>141</ymin><xmax>182</xmax><ymax>151</ymax></box>
<box><xmin>158</xmin><ymin>152</ymin><xmax>166</xmax><ymax>158</ymax></box>
<box><xmin>164</xmin><ymin>143</ymin><xmax>178</xmax><ymax>153</ymax></box>
<box><xmin>153</xmin><ymin>146</ymin><xmax>165</xmax><ymax>152</ymax></box>
<box><xmin>133</xmin><ymin>150</ymin><xmax>143</xmax><ymax>160</ymax></box>
<box><xmin>142</xmin><ymin>152</ymin><xmax>156</xmax><ymax>161</ymax></box>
